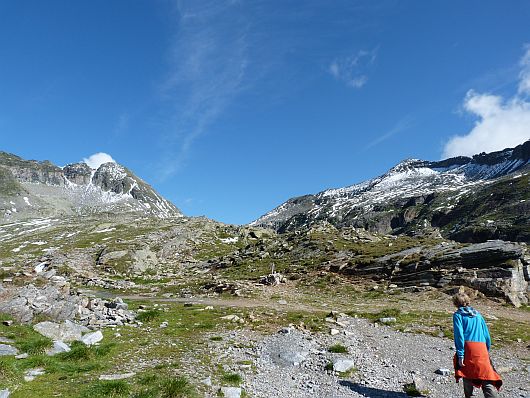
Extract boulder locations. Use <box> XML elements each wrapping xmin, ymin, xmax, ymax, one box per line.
<box><xmin>34</xmin><ymin>320</ymin><xmax>88</xmax><ymax>342</ymax></box>
<box><xmin>219</xmin><ymin>387</ymin><xmax>242</xmax><ymax>398</ymax></box>
<box><xmin>81</xmin><ymin>330</ymin><xmax>103</xmax><ymax>346</ymax></box>
<box><xmin>0</xmin><ymin>344</ymin><xmax>18</xmax><ymax>356</ymax></box>
<box><xmin>0</xmin><ymin>390</ymin><xmax>10</xmax><ymax>398</ymax></box>
<box><xmin>46</xmin><ymin>341</ymin><xmax>71</xmax><ymax>356</ymax></box>
<box><xmin>333</xmin><ymin>358</ymin><xmax>355</xmax><ymax>373</ymax></box>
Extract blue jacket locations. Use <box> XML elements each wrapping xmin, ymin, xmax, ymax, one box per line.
<box><xmin>453</xmin><ymin>306</ymin><xmax>491</xmax><ymax>358</ymax></box>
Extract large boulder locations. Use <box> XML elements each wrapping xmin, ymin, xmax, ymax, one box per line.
<box><xmin>34</xmin><ymin>320</ymin><xmax>89</xmax><ymax>342</ymax></box>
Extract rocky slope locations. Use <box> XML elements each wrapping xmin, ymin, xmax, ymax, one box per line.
<box><xmin>0</xmin><ymin>152</ymin><xmax>180</xmax><ymax>221</ymax></box>
<box><xmin>252</xmin><ymin>141</ymin><xmax>530</xmax><ymax>243</ymax></box>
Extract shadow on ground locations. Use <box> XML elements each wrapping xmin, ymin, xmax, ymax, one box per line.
<box><xmin>339</xmin><ymin>380</ymin><xmax>409</xmax><ymax>397</ymax></box>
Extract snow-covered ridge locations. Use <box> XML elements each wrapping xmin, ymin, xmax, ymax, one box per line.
<box><xmin>252</xmin><ymin>140</ymin><xmax>530</xmax><ymax>229</ymax></box>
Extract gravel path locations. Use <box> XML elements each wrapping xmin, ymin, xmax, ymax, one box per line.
<box><xmin>208</xmin><ymin>316</ymin><xmax>529</xmax><ymax>398</ymax></box>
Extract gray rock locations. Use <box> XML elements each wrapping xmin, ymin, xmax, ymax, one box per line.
<box><xmin>34</xmin><ymin>320</ymin><xmax>88</xmax><ymax>342</ymax></box>
<box><xmin>81</xmin><ymin>330</ymin><xmax>103</xmax><ymax>346</ymax></box>
<box><xmin>276</xmin><ymin>350</ymin><xmax>308</xmax><ymax>366</ymax></box>
<box><xmin>15</xmin><ymin>353</ymin><xmax>29</xmax><ymax>360</ymax></box>
<box><xmin>379</xmin><ymin>317</ymin><xmax>397</xmax><ymax>324</ymax></box>
<box><xmin>46</xmin><ymin>341</ymin><xmax>71</xmax><ymax>356</ymax></box>
<box><xmin>24</xmin><ymin>368</ymin><xmax>45</xmax><ymax>382</ymax></box>
<box><xmin>0</xmin><ymin>389</ymin><xmax>10</xmax><ymax>398</ymax></box>
<box><xmin>99</xmin><ymin>372</ymin><xmax>136</xmax><ymax>380</ymax></box>
<box><xmin>435</xmin><ymin>368</ymin><xmax>451</xmax><ymax>376</ymax></box>
<box><xmin>333</xmin><ymin>358</ymin><xmax>355</xmax><ymax>373</ymax></box>
<box><xmin>219</xmin><ymin>386</ymin><xmax>242</xmax><ymax>398</ymax></box>
<box><xmin>0</xmin><ymin>344</ymin><xmax>18</xmax><ymax>356</ymax></box>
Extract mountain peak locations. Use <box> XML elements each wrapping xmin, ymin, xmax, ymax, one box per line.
<box><xmin>0</xmin><ymin>152</ymin><xmax>181</xmax><ymax>221</ymax></box>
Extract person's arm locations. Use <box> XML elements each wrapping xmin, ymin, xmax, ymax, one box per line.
<box><xmin>453</xmin><ymin>313</ymin><xmax>465</xmax><ymax>359</ymax></box>
<box><xmin>482</xmin><ymin>316</ymin><xmax>491</xmax><ymax>351</ymax></box>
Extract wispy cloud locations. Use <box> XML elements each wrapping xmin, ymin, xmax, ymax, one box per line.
<box><xmin>329</xmin><ymin>48</ymin><xmax>378</xmax><ymax>89</ymax></box>
<box><xmin>158</xmin><ymin>0</ymin><xmax>249</xmax><ymax>179</ymax></box>
<box><xmin>442</xmin><ymin>45</ymin><xmax>530</xmax><ymax>158</ymax></box>
<box><xmin>364</xmin><ymin>115</ymin><xmax>415</xmax><ymax>150</ymax></box>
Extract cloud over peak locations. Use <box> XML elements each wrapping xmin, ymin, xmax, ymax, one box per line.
<box><xmin>83</xmin><ymin>152</ymin><xmax>116</xmax><ymax>169</ymax></box>
<box><xmin>442</xmin><ymin>46</ymin><xmax>530</xmax><ymax>159</ymax></box>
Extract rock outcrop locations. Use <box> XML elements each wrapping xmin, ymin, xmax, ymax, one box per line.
<box><xmin>330</xmin><ymin>240</ymin><xmax>529</xmax><ymax>306</ymax></box>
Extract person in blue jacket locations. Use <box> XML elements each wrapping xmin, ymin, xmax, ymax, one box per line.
<box><xmin>452</xmin><ymin>292</ymin><xmax>502</xmax><ymax>398</ymax></box>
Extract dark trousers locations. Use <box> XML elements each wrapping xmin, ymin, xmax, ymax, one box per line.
<box><xmin>463</xmin><ymin>378</ymin><xmax>499</xmax><ymax>398</ymax></box>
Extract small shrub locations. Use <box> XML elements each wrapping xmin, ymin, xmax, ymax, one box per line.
<box><xmin>161</xmin><ymin>376</ymin><xmax>196</xmax><ymax>398</ymax></box>
<box><xmin>324</xmin><ymin>362</ymin><xmax>334</xmax><ymax>371</ymax></box>
<box><xmin>136</xmin><ymin>310</ymin><xmax>160</xmax><ymax>323</ymax></box>
<box><xmin>81</xmin><ymin>380</ymin><xmax>130</xmax><ymax>397</ymax></box>
<box><xmin>222</xmin><ymin>372</ymin><xmax>242</xmax><ymax>386</ymax></box>
<box><xmin>328</xmin><ymin>344</ymin><xmax>348</xmax><ymax>354</ymax></box>
<box><xmin>210</xmin><ymin>336</ymin><xmax>223</xmax><ymax>341</ymax></box>
<box><xmin>403</xmin><ymin>383</ymin><xmax>428</xmax><ymax>397</ymax></box>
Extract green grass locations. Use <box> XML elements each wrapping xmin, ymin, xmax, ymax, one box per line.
<box><xmin>221</xmin><ymin>372</ymin><xmax>242</xmax><ymax>386</ymax></box>
<box><xmin>136</xmin><ymin>309</ymin><xmax>161</xmax><ymax>323</ymax></box>
<box><xmin>160</xmin><ymin>376</ymin><xmax>196</xmax><ymax>398</ymax></box>
<box><xmin>17</xmin><ymin>335</ymin><xmax>53</xmax><ymax>355</ymax></box>
<box><xmin>80</xmin><ymin>380</ymin><xmax>130</xmax><ymax>397</ymax></box>
<box><xmin>328</xmin><ymin>344</ymin><xmax>348</xmax><ymax>354</ymax></box>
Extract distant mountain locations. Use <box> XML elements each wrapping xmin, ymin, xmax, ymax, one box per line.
<box><xmin>0</xmin><ymin>152</ymin><xmax>181</xmax><ymax>221</ymax></box>
<box><xmin>252</xmin><ymin>140</ymin><xmax>530</xmax><ymax>243</ymax></box>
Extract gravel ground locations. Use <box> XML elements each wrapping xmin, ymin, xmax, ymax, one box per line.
<box><xmin>207</xmin><ymin>316</ymin><xmax>529</xmax><ymax>398</ymax></box>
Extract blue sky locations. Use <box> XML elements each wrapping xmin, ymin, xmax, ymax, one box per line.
<box><xmin>1</xmin><ymin>1</ymin><xmax>530</xmax><ymax>224</ymax></box>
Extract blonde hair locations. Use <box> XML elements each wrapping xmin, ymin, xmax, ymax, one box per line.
<box><xmin>452</xmin><ymin>292</ymin><xmax>471</xmax><ymax>308</ymax></box>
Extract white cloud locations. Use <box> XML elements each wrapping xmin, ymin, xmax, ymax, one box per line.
<box><xmin>83</xmin><ymin>153</ymin><xmax>116</xmax><ymax>169</ymax></box>
<box><xmin>329</xmin><ymin>48</ymin><xmax>377</xmax><ymax>89</ymax></box>
<box><xmin>442</xmin><ymin>47</ymin><xmax>530</xmax><ymax>158</ymax></box>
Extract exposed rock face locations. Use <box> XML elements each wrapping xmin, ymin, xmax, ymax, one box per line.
<box><xmin>252</xmin><ymin>141</ymin><xmax>530</xmax><ymax>243</ymax></box>
<box><xmin>63</xmin><ymin>162</ymin><xmax>92</xmax><ymax>185</ymax></box>
<box><xmin>331</xmin><ymin>240</ymin><xmax>529</xmax><ymax>306</ymax></box>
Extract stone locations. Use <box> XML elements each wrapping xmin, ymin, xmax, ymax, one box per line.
<box><xmin>0</xmin><ymin>344</ymin><xmax>18</xmax><ymax>356</ymax></box>
<box><xmin>99</xmin><ymin>372</ymin><xmax>136</xmax><ymax>380</ymax></box>
<box><xmin>46</xmin><ymin>341</ymin><xmax>71</xmax><ymax>356</ymax></box>
<box><xmin>330</xmin><ymin>328</ymin><xmax>340</xmax><ymax>335</ymax></box>
<box><xmin>0</xmin><ymin>390</ymin><xmax>9</xmax><ymax>398</ymax></box>
<box><xmin>276</xmin><ymin>351</ymin><xmax>308</xmax><ymax>367</ymax></box>
<box><xmin>379</xmin><ymin>317</ymin><xmax>397</xmax><ymax>324</ymax></box>
<box><xmin>24</xmin><ymin>368</ymin><xmax>45</xmax><ymax>382</ymax></box>
<box><xmin>333</xmin><ymin>358</ymin><xmax>355</xmax><ymax>373</ymax></box>
<box><xmin>434</xmin><ymin>368</ymin><xmax>451</xmax><ymax>376</ymax></box>
<box><xmin>2</xmin><ymin>321</ymin><xmax>13</xmax><ymax>326</ymax></box>
<box><xmin>15</xmin><ymin>353</ymin><xmax>28</xmax><ymax>360</ymax></box>
<box><xmin>81</xmin><ymin>330</ymin><xmax>103</xmax><ymax>346</ymax></box>
<box><xmin>219</xmin><ymin>386</ymin><xmax>242</xmax><ymax>398</ymax></box>
<box><xmin>34</xmin><ymin>320</ymin><xmax>88</xmax><ymax>342</ymax></box>
<box><xmin>159</xmin><ymin>322</ymin><xmax>168</xmax><ymax>328</ymax></box>
<box><xmin>0</xmin><ymin>337</ymin><xmax>14</xmax><ymax>343</ymax></box>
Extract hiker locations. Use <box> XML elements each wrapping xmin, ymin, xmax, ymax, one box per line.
<box><xmin>452</xmin><ymin>292</ymin><xmax>502</xmax><ymax>398</ymax></box>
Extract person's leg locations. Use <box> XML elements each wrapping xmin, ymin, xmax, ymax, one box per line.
<box><xmin>463</xmin><ymin>378</ymin><xmax>474</xmax><ymax>397</ymax></box>
<box><xmin>481</xmin><ymin>381</ymin><xmax>499</xmax><ymax>398</ymax></box>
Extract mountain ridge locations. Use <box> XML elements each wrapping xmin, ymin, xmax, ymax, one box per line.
<box><xmin>0</xmin><ymin>152</ymin><xmax>181</xmax><ymax>221</ymax></box>
<box><xmin>252</xmin><ymin>140</ymin><xmax>530</xmax><ymax>242</ymax></box>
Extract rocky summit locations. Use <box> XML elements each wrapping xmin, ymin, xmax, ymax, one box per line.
<box><xmin>0</xmin><ymin>152</ymin><xmax>181</xmax><ymax>221</ymax></box>
<box><xmin>0</xmin><ymin>144</ymin><xmax>528</xmax><ymax>398</ymax></box>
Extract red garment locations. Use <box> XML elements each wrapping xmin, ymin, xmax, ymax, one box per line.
<box><xmin>453</xmin><ymin>341</ymin><xmax>502</xmax><ymax>389</ymax></box>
